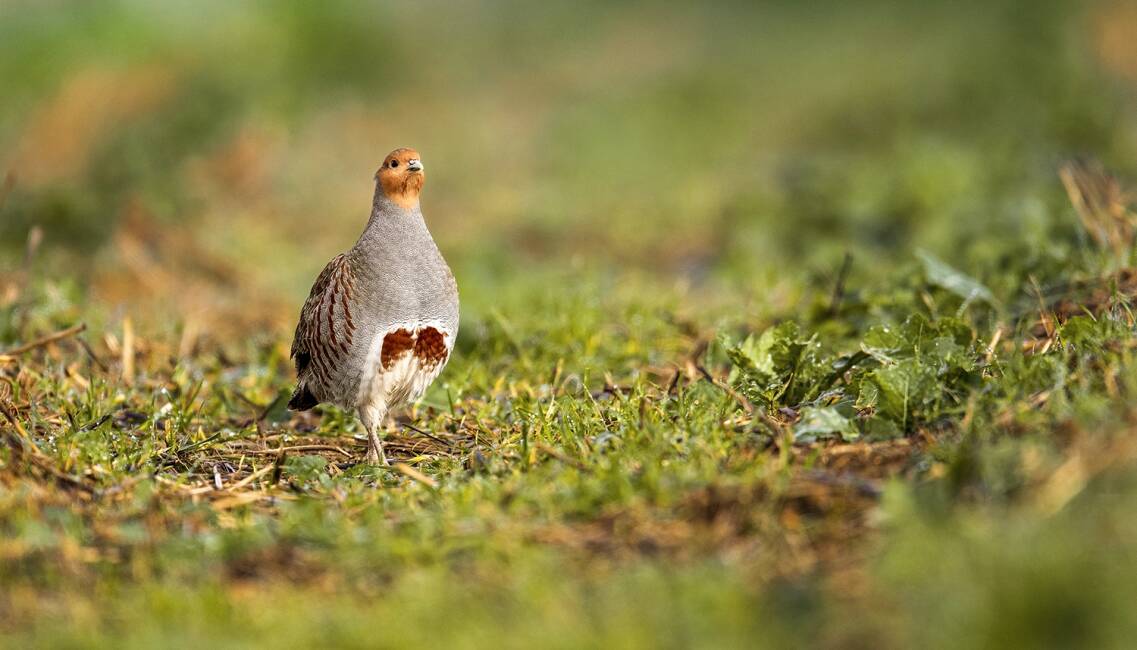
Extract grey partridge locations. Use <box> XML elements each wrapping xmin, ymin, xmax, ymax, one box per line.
<box><xmin>288</xmin><ymin>148</ymin><xmax>458</xmax><ymax>465</ymax></box>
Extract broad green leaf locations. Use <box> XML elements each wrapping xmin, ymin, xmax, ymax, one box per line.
<box><xmin>862</xmin><ymin>323</ymin><xmax>906</xmax><ymax>362</ymax></box>
<box><xmin>793</xmin><ymin>406</ymin><xmax>858</xmax><ymax>442</ymax></box>
<box><xmin>866</xmin><ymin>359</ymin><xmax>939</xmax><ymax>428</ymax></box>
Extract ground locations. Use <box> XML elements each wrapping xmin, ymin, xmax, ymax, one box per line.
<box><xmin>4</xmin><ymin>1</ymin><xmax>1137</xmax><ymax>647</ymax></box>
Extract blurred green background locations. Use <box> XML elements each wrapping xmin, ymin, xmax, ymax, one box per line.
<box><xmin>3</xmin><ymin>0</ymin><xmax>1135</xmax><ymax>334</ymax></box>
<box><xmin>5</xmin><ymin>1</ymin><xmax>1137</xmax><ymax>647</ymax></box>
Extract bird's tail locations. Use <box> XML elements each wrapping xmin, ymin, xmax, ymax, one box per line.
<box><xmin>287</xmin><ymin>384</ymin><xmax>319</xmax><ymax>411</ymax></box>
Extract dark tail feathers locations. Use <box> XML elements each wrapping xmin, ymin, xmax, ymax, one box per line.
<box><xmin>288</xmin><ymin>385</ymin><xmax>319</xmax><ymax>411</ymax></box>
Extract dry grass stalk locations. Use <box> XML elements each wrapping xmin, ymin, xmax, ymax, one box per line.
<box><xmin>393</xmin><ymin>462</ymin><xmax>438</xmax><ymax>489</ymax></box>
<box><xmin>0</xmin><ymin>323</ymin><xmax>86</xmax><ymax>357</ymax></box>
<box><xmin>121</xmin><ymin>318</ymin><xmax>135</xmax><ymax>385</ymax></box>
<box><xmin>1059</xmin><ymin>159</ymin><xmax>1137</xmax><ymax>260</ymax></box>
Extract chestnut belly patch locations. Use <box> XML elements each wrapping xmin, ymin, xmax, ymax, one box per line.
<box><xmin>381</xmin><ymin>326</ymin><xmax>449</xmax><ymax>370</ymax></box>
<box><xmin>413</xmin><ymin>327</ymin><xmax>448</xmax><ymax>367</ymax></box>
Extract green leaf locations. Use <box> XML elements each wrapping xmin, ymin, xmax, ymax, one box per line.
<box><xmin>917</xmin><ymin>249</ymin><xmax>995</xmax><ymax>305</ymax></box>
<box><xmin>861</xmin><ymin>416</ymin><xmax>903</xmax><ymax>440</ymax></box>
<box><xmin>861</xmin><ymin>323</ymin><xmax>907</xmax><ymax>363</ymax></box>
<box><xmin>793</xmin><ymin>405</ymin><xmax>858</xmax><ymax>442</ymax></box>
<box><xmin>262</xmin><ymin>390</ymin><xmax>292</xmax><ymax>424</ymax></box>
<box><xmin>866</xmin><ymin>359</ymin><xmax>939</xmax><ymax>429</ymax></box>
<box><xmin>285</xmin><ymin>455</ymin><xmax>328</xmax><ymax>481</ymax></box>
<box><xmin>856</xmin><ymin>380</ymin><xmax>880</xmax><ymax>410</ymax></box>
<box><xmin>727</xmin><ymin>322</ymin><xmax>828</xmax><ymax>408</ymax></box>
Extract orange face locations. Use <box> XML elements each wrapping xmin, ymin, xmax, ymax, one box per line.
<box><xmin>376</xmin><ymin>148</ymin><xmax>425</xmax><ymax>209</ymax></box>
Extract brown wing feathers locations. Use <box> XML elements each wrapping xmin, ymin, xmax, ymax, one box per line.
<box><xmin>289</xmin><ymin>254</ymin><xmax>356</xmax><ymax>410</ymax></box>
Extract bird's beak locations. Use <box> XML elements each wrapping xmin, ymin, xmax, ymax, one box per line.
<box><xmin>407</xmin><ymin>159</ymin><xmax>423</xmax><ymax>172</ymax></box>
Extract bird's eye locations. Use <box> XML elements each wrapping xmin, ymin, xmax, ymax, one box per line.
<box><xmin>390</xmin><ymin>160</ymin><xmax>399</xmax><ymax>168</ymax></box>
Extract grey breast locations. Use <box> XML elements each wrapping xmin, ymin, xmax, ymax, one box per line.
<box><xmin>338</xmin><ymin>201</ymin><xmax>459</xmax><ymax>399</ymax></box>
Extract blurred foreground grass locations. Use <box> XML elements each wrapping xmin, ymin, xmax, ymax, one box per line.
<box><xmin>4</xmin><ymin>1</ymin><xmax>1137</xmax><ymax>647</ymax></box>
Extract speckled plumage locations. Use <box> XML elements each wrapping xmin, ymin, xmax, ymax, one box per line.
<box><xmin>289</xmin><ymin>148</ymin><xmax>458</xmax><ymax>464</ymax></box>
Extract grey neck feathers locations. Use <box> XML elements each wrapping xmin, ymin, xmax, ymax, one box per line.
<box><xmin>357</xmin><ymin>192</ymin><xmax>431</xmax><ymax>252</ymax></box>
<box><xmin>348</xmin><ymin>184</ymin><xmax>458</xmax><ymax>332</ymax></box>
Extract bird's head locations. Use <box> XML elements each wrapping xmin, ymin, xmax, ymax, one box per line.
<box><xmin>376</xmin><ymin>147</ymin><xmax>425</xmax><ymax>209</ymax></box>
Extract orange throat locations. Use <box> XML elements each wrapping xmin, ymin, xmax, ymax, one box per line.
<box><xmin>379</xmin><ymin>172</ymin><xmax>424</xmax><ymax>210</ymax></box>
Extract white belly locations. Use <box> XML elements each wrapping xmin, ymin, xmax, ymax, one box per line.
<box><xmin>355</xmin><ymin>323</ymin><xmax>453</xmax><ymax>412</ymax></box>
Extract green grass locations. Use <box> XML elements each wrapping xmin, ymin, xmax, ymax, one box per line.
<box><xmin>4</xmin><ymin>0</ymin><xmax>1137</xmax><ymax>647</ymax></box>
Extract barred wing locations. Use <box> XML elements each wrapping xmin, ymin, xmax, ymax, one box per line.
<box><xmin>289</xmin><ymin>253</ymin><xmax>358</xmax><ymax>407</ymax></box>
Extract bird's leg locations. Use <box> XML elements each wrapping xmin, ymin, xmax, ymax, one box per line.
<box><xmin>367</xmin><ymin>433</ymin><xmax>388</xmax><ymax>466</ymax></box>
<box><xmin>359</xmin><ymin>406</ymin><xmax>389</xmax><ymax>466</ymax></box>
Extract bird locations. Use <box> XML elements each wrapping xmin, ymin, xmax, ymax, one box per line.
<box><xmin>288</xmin><ymin>148</ymin><xmax>458</xmax><ymax>465</ymax></box>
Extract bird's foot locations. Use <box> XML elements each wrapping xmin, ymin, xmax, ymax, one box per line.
<box><xmin>365</xmin><ymin>445</ymin><xmax>390</xmax><ymax>467</ymax></box>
